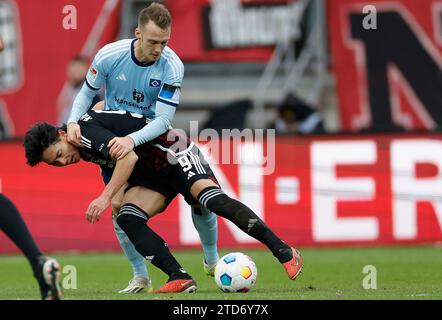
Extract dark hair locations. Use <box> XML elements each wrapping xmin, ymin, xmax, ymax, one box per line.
<box><xmin>24</xmin><ymin>122</ymin><xmax>66</xmax><ymax>166</ymax></box>
<box><xmin>138</xmin><ymin>2</ymin><xmax>172</xmax><ymax>29</ymax></box>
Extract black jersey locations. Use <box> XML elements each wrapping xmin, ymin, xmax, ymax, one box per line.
<box><xmin>78</xmin><ymin>109</ymin><xmax>218</xmax><ymax>206</ymax></box>
<box><xmin>78</xmin><ymin>110</ymin><xmax>191</xmax><ymax>174</ymax></box>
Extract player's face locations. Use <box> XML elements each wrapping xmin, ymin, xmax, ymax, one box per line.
<box><xmin>136</xmin><ymin>20</ymin><xmax>171</xmax><ymax>62</ymax></box>
<box><xmin>42</xmin><ymin>130</ymin><xmax>81</xmax><ymax>167</ymax></box>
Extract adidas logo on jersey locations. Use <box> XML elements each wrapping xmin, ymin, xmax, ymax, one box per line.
<box><xmin>116</xmin><ymin>74</ymin><xmax>127</xmax><ymax>81</ymax></box>
<box><xmin>187</xmin><ymin>171</ymin><xmax>195</xmax><ymax>180</ymax></box>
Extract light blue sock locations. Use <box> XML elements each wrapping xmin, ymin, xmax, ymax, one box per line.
<box><xmin>113</xmin><ymin>216</ymin><xmax>149</xmax><ymax>279</ymax></box>
<box><xmin>191</xmin><ymin>206</ymin><xmax>219</xmax><ymax>266</ymax></box>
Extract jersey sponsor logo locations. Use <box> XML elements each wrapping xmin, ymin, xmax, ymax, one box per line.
<box><xmin>114</xmin><ymin>96</ymin><xmax>148</xmax><ymax>111</ymax></box>
<box><xmin>149</xmin><ymin>78</ymin><xmax>162</xmax><ymax>87</ymax></box>
<box><xmin>81</xmin><ymin>151</ymin><xmax>115</xmax><ymax>168</ymax></box>
<box><xmin>88</xmin><ymin>66</ymin><xmax>97</xmax><ymax>81</ymax></box>
<box><xmin>132</xmin><ymin>89</ymin><xmax>145</xmax><ymax>103</ymax></box>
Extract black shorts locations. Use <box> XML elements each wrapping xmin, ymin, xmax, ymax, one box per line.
<box><xmin>126</xmin><ymin>174</ymin><xmax>179</xmax><ymax>208</ymax></box>
<box><xmin>159</xmin><ymin>143</ymin><xmax>219</xmax><ymax>205</ymax></box>
<box><xmin>102</xmin><ymin>166</ymin><xmax>178</xmax><ymax>209</ymax></box>
<box><xmin>128</xmin><ymin>143</ymin><xmax>219</xmax><ymax>206</ymax></box>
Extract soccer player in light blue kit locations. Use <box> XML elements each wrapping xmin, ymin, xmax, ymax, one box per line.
<box><xmin>66</xmin><ymin>3</ymin><xmax>219</xmax><ymax>293</ymax></box>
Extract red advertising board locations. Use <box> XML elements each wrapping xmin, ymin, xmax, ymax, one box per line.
<box><xmin>1</xmin><ymin>134</ymin><xmax>441</xmax><ymax>254</ymax></box>
<box><xmin>328</xmin><ymin>0</ymin><xmax>442</xmax><ymax>132</ymax></box>
<box><xmin>0</xmin><ymin>0</ymin><xmax>120</xmax><ymax>138</ymax></box>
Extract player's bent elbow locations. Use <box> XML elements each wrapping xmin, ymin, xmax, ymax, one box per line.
<box><xmin>116</xmin><ymin>151</ymin><xmax>138</xmax><ymax>170</ymax></box>
<box><xmin>111</xmin><ymin>199</ymin><xmax>122</xmax><ymax>212</ymax></box>
<box><xmin>156</xmin><ymin>113</ymin><xmax>172</xmax><ymax>131</ymax></box>
<box><xmin>162</xmin><ymin>118</ymin><xmax>172</xmax><ymax>130</ymax></box>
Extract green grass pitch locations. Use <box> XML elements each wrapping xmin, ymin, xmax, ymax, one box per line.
<box><xmin>1</xmin><ymin>246</ymin><xmax>441</xmax><ymax>300</ymax></box>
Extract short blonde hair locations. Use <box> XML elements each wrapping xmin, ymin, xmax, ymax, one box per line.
<box><xmin>138</xmin><ymin>2</ymin><xmax>172</xmax><ymax>30</ymax></box>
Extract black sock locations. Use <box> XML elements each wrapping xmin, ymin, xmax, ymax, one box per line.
<box><xmin>0</xmin><ymin>194</ymin><xmax>43</xmax><ymax>275</ymax></box>
<box><xmin>116</xmin><ymin>203</ymin><xmax>191</xmax><ymax>279</ymax></box>
<box><xmin>198</xmin><ymin>187</ymin><xmax>292</xmax><ymax>263</ymax></box>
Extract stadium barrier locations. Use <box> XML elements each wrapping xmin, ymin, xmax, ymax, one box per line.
<box><xmin>1</xmin><ymin>133</ymin><xmax>441</xmax><ymax>253</ymax></box>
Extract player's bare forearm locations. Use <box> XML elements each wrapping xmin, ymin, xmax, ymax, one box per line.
<box><xmin>102</xmin><ymin>151</ymin><xmax>138</xmax><ymax>201</ymax></box>
<box><xmin>86</xmin><ymin>151</ymin><xmax>138</xmax><ymax>223</ymax></box>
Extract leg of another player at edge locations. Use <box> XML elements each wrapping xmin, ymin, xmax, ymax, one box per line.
<box><xmin>0</xmin><ymin>194</ymin><xmax>62</xmax><ymax>299</ymax></box>
<box><xmin>191</xmin><ymin>206</ymin><xmax>220</xmax><ymax>275</ymax></box>
<box><xmin>190</xmin><ymin>179</ymin><xmax>303</xmax><ymax>280</ymax></box>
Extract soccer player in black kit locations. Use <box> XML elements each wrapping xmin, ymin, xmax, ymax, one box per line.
<box><xmin>0</xmin><ymin>34</ymin><xmax>62</xmax><ymax>300</ymax></box>
<box><xmin>0</xmin><ymin>194</ymin><xmax>62</xmax><ymax>299</ymax></box>
<box><xmin>24</xmin><ymin>110</ymin><xmax>303</xmax><ymax>293</ymax></box>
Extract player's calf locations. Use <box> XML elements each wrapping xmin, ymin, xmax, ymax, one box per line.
<box><xmin>116</xmin><ymin>203</ymin><xmax>195</xmax><ymax>286</ymax></box>
<box><xmin>196</xmin><ymin>186</ymin><xmax>301</xmax><ymax>275</ymax></box>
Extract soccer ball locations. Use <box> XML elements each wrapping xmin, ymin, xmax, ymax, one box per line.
<box><xmin>214</xmin><ymin>252</ymin><xmax>258</xmax><ymax>293</ymax></box>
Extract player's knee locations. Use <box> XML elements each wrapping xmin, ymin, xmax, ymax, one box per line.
<box><xmin>190</xmin><ymin>179</ymin><xmax>219</xmax><ymax>199</ymax></box>
<box><xmin>111</xmin><ymin>198</ymin><xmax>122</xmax><ymax>213</ymax></box>
<box><xmin>197</xmin><ymin>187</ymin><xmax>230</xmax><ymax>218</ymax></box>
<box><xmin>197</xmin><ymin>186</ymin><xmax>265</xmax><ymax>236</ymax></box>
<box><xmin>116</xmin><ymin>204</ymin><xmax>148</xmax><ymax>231</ymax></box>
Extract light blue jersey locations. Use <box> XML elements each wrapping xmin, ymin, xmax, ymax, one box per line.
<box><xmin>67</xmin><ymin>39</ymin><xmax>184</xmax><ymax>146</ymax></box>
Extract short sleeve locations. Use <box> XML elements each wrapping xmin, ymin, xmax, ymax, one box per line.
<box><xmin>78</xmin><ymin>113</ymin><xmax>116</xmax><ymax>160</ymax></box>
<box><xmin>163</xmin><ymin>53</ymin><xmax>184</xmax><ymax>86</ymax></box>
<box><xmin>85</xmin><ymin>52</ymin><xmax>108</xmax><ymax>90</ymax></box>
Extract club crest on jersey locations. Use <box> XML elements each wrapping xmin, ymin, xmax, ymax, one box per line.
<box><xmin>149</xmin><ymin>79</ymin><xmax>162</xmax><ymax>87</ymax></box>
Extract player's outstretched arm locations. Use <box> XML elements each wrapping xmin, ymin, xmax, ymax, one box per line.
<box><xmin>86</xmin><ymin>151</ymin><xmax>138</xmax><ymax>224</ymax></box>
